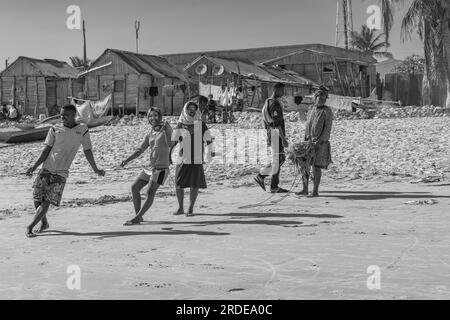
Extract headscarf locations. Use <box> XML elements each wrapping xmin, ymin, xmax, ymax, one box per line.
<box><xmin>178</xmin><ymin>101</ymin><xmax>201</xmax><ymax>125</ymax></box>
<box><xmin>314</xmin><ymin>85</ymin><xmax>329</xmax><ymax>99</ymax></box>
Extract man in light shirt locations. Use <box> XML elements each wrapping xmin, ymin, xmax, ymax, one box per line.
<box><xmin>25</xmin><ymin>105</ymin><xmax>105</xmax><ymax>238</ymax></box>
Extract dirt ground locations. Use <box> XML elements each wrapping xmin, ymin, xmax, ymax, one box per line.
<box><xmin>1</xmin><ymin>172</ymin><xmax>449</xmax><ymax>300</ymax></box>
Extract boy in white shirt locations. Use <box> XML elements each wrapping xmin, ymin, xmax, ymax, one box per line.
<box><xmin>25</xmin><ymin>105</ymin><xmax>105</xmax><ymax>238</ymax></box>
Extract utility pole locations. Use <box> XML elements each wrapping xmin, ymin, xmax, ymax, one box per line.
<box><xmin>335</xmin><ymin>0</ymin><xmax>353</xmax><ymax>49</ymax></box>
<box><xmin>335</xmin><ymin>0</ymin><xmax>340</xmax><ymax>47</ymax></box>
<box><xmin>342</xmin><ymin>0</ymin><xmax>349</xmax><ymax>49</ymax></box>
<box><xmin>347</xmin><ymin>0</ymin><xmax>354</xmax><ymax>48</ymax></box>
<box><xmin>135</xmin><ymin>20</ymin><xmax>140</xmax><ymax>53</ymax></box>
<box><xmin>82</xmin><ymin>20</ymin><xmax>87</xmax><ymax>65</ymax></box>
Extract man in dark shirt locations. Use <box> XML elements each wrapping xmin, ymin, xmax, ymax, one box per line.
<box><xmin>254</xmin><ymin>82</ymin><xmax>289</xmax><ymax>193</ymax></box>
<box><xmin>207</xmin><ymin>94</ymin><xmax>217</xmax><ymax>123</ymax></box>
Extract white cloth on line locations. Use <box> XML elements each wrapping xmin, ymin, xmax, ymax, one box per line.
<box><xmin>199</xmin><ymin>82</ymin><xmax>222</xmax><ymax>100</ymax></box>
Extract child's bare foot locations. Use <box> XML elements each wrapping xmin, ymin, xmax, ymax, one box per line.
<box><xmin>26</xmin><ymin>227</ymin><xmax>36</xmax><ymax>238</ymax></box>
<box><xmin>173</xmin><ymin>208</ymin><xmax>184</xmax><ymax>215</ymax></box>
<box><xmin>35</xmin><ymin>221</ymin><xmax>49</xmax><ymax>233</ymax></box>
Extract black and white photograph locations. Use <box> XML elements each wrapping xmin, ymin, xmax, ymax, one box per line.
<box><xmin>0</xmin><ymin>0</ymin><xmax>449</xmax><ymax>303</ymax></box>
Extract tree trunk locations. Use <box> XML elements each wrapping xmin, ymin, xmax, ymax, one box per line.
<box><xmin>442</xmin><ymin>1</ymin><xmax>450</xmax><ymax>108</ymax></box>
<box><xmin>422</xmin><ymin>22</ymin><xmax>432</xmax><ymax>106</ymax></box>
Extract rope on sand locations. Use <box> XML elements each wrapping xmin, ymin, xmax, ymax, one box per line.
<box><xmin>237</xmin><ymin>165</ymin><xmax>300</xmax><ymax>210</ymax></box>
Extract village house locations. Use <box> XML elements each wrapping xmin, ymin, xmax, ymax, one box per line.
<box><xmin>0</xmin><ymin>56</ymin><xmax>81</xmax><ymax>117</ymax></box>
<box><xmin>162</xmin><ymin>43</ymin><xmax>377</xmax><ymax>98</ymax></box>
<box><xmin>80</xmin><ymin>49</ymin><xmax>193</xmax><ymax>115</ymax></box>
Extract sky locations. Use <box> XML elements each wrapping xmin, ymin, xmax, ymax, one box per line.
<box><xmin>0</xmin><ymin>0</ymin><xmax>422</xmax><ymax>70</ymax></box>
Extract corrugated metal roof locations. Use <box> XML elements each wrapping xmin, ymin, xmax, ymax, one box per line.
<box><xmin>105</xmin><ymin>49</ymin><xmax>191</xmax><ymax>82</ymax></box>
<box><xmin>186</xmin><ymin>55</ymin><xmax>317</xmax><ymax>86</ymax></box>
<box><xmin>259</xmin><ymin>65</ymin><xmax>318</xmax><ymax>86</ymax></box>
<box><xmin>0</xmin><ymin>56</ymin><xmax>78</xmax><ymax>78</ymax></box>
<box><xmin>262</xmin><ymin>49</ymin><xmax>376</xmax><ymax>66</ymax></box>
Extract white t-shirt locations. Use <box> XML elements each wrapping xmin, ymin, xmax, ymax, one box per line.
<box><xmin>42</xmin><ymin>123</ymin><xmax>92</xmax><ymax>178</ymax></box>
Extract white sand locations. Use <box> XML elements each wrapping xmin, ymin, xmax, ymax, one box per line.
<box><xmin>0</xmin><ymin>174</ymin><xmax>449</xmax><ymax>299</ymax></box>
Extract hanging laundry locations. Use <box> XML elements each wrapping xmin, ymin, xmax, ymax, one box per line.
<box><xmin>163</xmin><ymin>85</ymin><xmax>175</xmax><ymax>97</ymax></box>
<box><xmin>199</xmin><ymin>82</ymin><xmax>222</xmax><ymax>100</ymax></box>
<box><xmin>219</xmin><ymin>87</ymin><xmax>229</xmax><ymax>106</ymax></box>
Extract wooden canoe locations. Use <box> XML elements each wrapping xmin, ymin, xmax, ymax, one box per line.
<box><xmin>0</xmin><ymin>127</ymin><xmax>51</xmax><ymax>143</ymax></box>
<box><xmin>0</xmin><ymin>116</ymin><xmax>114</xmax><ymax>143</ymax></box>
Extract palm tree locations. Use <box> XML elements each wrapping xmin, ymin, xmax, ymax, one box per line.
<box><xmin>380</xmin><ymin>0</ymin><xmax>394</xmax><ymax>51</ymax></box>
<box><xmin>350</xmin><ymin>24</ymin><xmax>393</xmax><ymax>59</ymax></box>
<box><xmin>69</xmin><ymin>56</ymin><xmax>90</xmax><ymax>71</ymax></box>
<box><xmin>401</xmin><ymin>0</ymin><xmax>450</xmax><ymax>108</ymax></box>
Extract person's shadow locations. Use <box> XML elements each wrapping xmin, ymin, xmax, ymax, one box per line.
<box><xmin>38</xmin><ymin>229</ymin><xmax>230</xmax><ymax>239</ymax></box>
<box><xmin>322</xmin><ymin>190</ymin><xmax>449</xmax><ymax>201</ymax></box>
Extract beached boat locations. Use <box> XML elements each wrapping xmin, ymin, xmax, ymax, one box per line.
<box><xmin>0</xmin><ymin>116</ymin><xmax>114</xmax><ymax>143</ymax></box>
<box><xmin>0</xmin><ymin>126</ymin><xmax>52</xmax><ymax>143</ymax></box>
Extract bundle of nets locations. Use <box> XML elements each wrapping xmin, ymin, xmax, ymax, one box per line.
<box><xmin>286</xmin><ymin>141</ymin><xmax>315</xmax><ymax>175</ymax></box>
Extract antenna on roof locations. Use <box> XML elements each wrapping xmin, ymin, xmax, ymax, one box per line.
<box><xmin>135</xmin><ymin>20</ymin><xmax>141</xmax><ymax>53</ymax></box>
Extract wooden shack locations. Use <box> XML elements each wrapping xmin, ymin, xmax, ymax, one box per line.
<box><xmin>80</xmin><ymin>49</ymin><xmax>192</xmax><ymax>115</ymax></box>
<box><xmin>184</xmin><ymin>55</ymin><xmax>317</xmax><ymax>109</ymax></box>
<box><xmin>262</xmin><ymin>49</ymin><xmax>377</xmax><ymax>98</ymax></box>
<box><xmin>0</xmin><ymin>57</ymin><xmax>81</xmax><ymax>116</ymax></box>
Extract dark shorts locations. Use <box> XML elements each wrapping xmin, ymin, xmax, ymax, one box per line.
<box><xmin>175</xmin><ymin>164</ymin><xmax>207</xmax><ymax>189</ymax></box>
<box><xmin>33</xmin><ymin>169</ymin><xmax>67</xmax><ymax>206</ymax></box>
<box><xmin>137</xmin><ymin>168</ymin><xmax>169</xmax><ymax>185</ymax></box>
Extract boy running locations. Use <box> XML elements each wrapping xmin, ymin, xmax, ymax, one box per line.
<box><xmin>25</xmin><ymin>105</ymin><xmax>105</xmax><ymax>238</ymax></box>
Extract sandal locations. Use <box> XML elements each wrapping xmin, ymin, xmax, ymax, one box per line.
<box><xmin>185</xmin><ymin>211</ymin><xmax>194</xmax><ymax>217</ymax></box>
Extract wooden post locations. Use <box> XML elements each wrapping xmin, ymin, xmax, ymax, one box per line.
<box><xmin>162</xmin><ymin>83</ymin><xmax>166</xmax><ymax>114</ymax></box>
<box><xmin>24</xmin><ymin>76</ymin><xmax>28</xmax><ymax>115</ymax></box>
<box><xmin>123</xmin><ymin>75</ymin><xmax>127</xmax><ymax>116</ymax></box>
<box><xmin>111</xmin><ymin>75</ymin><xmax>115</xmax><ymax>116</ymax></box>
<box><xmin>136</xmin><ymin>86</ymin><xmax>139</xmax><ymax>116</ymax></box>
<box><xmin>44</xmin><ymin>78</ymin><xmax>48</xmax><ymax>116</ymax></box>
<box><xmin>0</xmin><ymin>76</ymin><xmax>2</xmax><ymax>104</ymax></box>
<box><xmin>97</xmin><ymin>75</ymin><xmax>100</xmax><ymax>100</ymax></box>
<box><xmin>34</xmin><ymin>77</ymin><xmax>38</xmax><ymax>118</ymax></box>
<box><xmin>13</xmin><ymin>76</ymin><xmax>16</xmax><ymax>107</ymax></box>
<box><xmin>171</xmin><ymin>79</ymin><xmax>174</xmax><ymax>115</ymax></box>
<box><xmin>54</xmin><ymin>79</ymin><xmax>57</xmax><ymax>112</ymax></box>
<box><xmin>150</xmin><ymin>75</ymin><xmax>154</xmax><ymax>107</ymax></box>
<box><xmin>86</xmin><ymin>76</ymin><xmax>89</xmax><ymax>98</ymax></box>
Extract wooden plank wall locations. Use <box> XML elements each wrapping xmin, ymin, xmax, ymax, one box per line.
<box><xmin>0</xmin><ymin>76</ymin><xmax>48</xmax><ymax>115</ymax></box>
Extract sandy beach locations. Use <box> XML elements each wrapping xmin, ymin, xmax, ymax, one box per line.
<box><xmin>1</xmin><ymin>114</ymin><xmax>449</xmax><ymax>299</ymax></box>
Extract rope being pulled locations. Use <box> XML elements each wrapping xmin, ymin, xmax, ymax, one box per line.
<box><xmin>237</xmin><ymin>141</ymin><xmax>315</xmax><ymax>210</ymax></box>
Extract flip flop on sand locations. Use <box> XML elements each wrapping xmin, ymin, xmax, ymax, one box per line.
<box><xmin>185</xmin><ymin>211</ymin><xmax>194</xmax><ymax>217</ymax></box>
<box><xmin>123</xmin><ymin>219</ymin><xmax>140</xmax><ymax>226</ymax></box>
<box><xmin>173</xmin><ymin>210</ymin><xmax>184</xmax><ymax>216</ymax></box>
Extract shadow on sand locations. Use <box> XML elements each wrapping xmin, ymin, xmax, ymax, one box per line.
<box><xmin>194</xmin><ymin>212</ymin><xmax>343</xmax><ymax>219</ymax></box>
<box><xmin>322</xmin><ymin>190</ymin><xmax>449</xmax><ymax>201</ymax></box>
<box><xmin>38</xmin><ymin>229</ymin><xmax>230</xmax><ymax>239</ymax></box>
